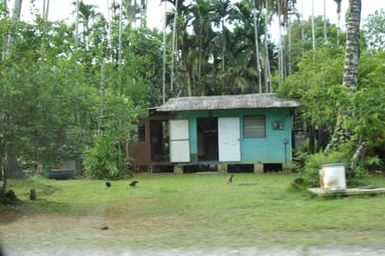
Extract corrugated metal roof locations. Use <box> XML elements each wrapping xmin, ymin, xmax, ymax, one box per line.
<box><xmin>157</xmin><ymin>93</ymin><xmax>300</xmax><ymax>112</ymax></box>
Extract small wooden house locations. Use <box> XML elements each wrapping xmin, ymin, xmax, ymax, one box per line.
<box><xmin>126</xmin><ymin>93</ymin><xmax>300</xmax><ymax>173</ymax></box>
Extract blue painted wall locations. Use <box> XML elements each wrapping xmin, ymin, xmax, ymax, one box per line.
<box><xmin>176</xmin><ymin>108</ymin><xmax>293</xmax><ymax>164</ymax></box>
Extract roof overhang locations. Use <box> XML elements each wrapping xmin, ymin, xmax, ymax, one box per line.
<box><xmin>156</xmin><ymin>93</ymin><xmax>301</xmax><ymax>112</ymax></box>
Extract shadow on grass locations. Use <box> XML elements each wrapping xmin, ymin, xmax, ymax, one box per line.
<box><xmin>237</xmin><ymin>183</ymin><xmax>258</xmax><ymax>186</ymax></box>
<box><xmin>0</xmin><ymin>199</ymin><xmax>73</xmax><ymax>225</ymax></box>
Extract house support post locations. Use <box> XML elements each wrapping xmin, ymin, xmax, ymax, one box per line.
<box><xmin>174</xmin><ymin>165</ymin><xmax>184</xmax><ymax>174</ymax></box>
<box><xmin>254</xmin><ymin>163</ymin><xmax>264</xmax><ymax>173</ymax></box>
<box><xmin>217</xmin><ymin>164</ymin><xmax>228</xmax><ymax>174</ymax></box>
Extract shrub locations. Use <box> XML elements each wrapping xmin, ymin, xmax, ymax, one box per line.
<box><xmin>83</xmin><ymin>133</ymin><xmax>129</xmax><ymax>180</ymax></box>
<box><xmin>301</xmin><ymin>146</ymin><xmax>351</xmax><ymax>188</ymax></box>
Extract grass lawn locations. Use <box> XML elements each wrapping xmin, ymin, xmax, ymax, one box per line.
<box><xmin>2</xmin><ymin>173</ymin><xmax>385</xmax><ymax>248</ymax></box>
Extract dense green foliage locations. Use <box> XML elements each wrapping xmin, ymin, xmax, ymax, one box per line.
<box><xmin>0</xmin><ymin>0</ymin><xmax>384</xmax><ymax>190</ymax></box>
<box><xmin>83</xmin><ymin>132</ymin><xmax>129</xmax><ymax>179</ymax></box>
<box><xmin>277</xmin><ymin>47</ymin><xmax>385</xmax><ymax>183</ymax></box>
<box><xmin>0</xmin><ymin>2</ymin><xmax>162</xmax><ymax>183</ymax></box>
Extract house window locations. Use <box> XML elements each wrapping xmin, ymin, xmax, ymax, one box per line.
<box><xmin>243</xmin><ymin>115</ymin><xmax>265</xmax><ymax>138</ymax></box>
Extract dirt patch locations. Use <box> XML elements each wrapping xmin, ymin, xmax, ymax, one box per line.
<box><xmin>0</xmin><ymin>209</ymin><xmax>192</xmax><ymax>249</ymax></box>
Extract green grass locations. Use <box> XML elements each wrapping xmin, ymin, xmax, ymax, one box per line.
<box><xmin>2</xmin><ymin>173</ymin><xmax>385</xmax><ymax>248</ymax></box>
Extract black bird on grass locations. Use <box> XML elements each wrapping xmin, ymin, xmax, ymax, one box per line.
<box><xmin>105</xmin><ymin>181</ymin><xmax>111</xmax><ymax>188</ymax></box>
<box><xmin>129</xmin><ymin>180</ymin><xmax>139</xmax><ymax>187</ymax></box>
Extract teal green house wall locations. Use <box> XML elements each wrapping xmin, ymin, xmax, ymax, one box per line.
<box><xmin>176</xmin><ymin>108</ymin><xmax>293</xmax><ymax>165</ymax></box>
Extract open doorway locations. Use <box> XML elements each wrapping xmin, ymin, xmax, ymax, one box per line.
<box><xmin>150</xmin><ymin>120</ymin><xmax>169</xmax><ymax>162</ymax></box>
<box><xmin>197</xmin><ymin>117</ymin><xmax>218</xmax><ymax>161</ymax></box>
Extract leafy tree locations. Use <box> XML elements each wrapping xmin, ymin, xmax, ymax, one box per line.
<box><xmin>363</xmin><ymin>9</ymin><xmax>385</xmax><ymax>51</ymax></box>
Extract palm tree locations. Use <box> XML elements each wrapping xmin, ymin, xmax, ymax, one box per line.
<box><xmin>343</xmin><ymin>0</ymin><xmax>361</xmax><ymax>90</ymax></box>
<box><xmin>327</xmin><ymin>0</ymin><xmax>362</xmax><ymax>171</ymax></box>
<box><xmin>211</xmin><ymin>0</ymin><xmax>231</xmax><ymax>73</ymax></box>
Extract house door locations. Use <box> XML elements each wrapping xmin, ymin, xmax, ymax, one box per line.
<box><xmin>169</xmin><ymin>119</ymin><xmax>190</xmax><ymax>163</ymax></box>
<box><xmin>218</xmin><ymin>117</ymin><xmax>241</xmax><ymax>162</ymax></box>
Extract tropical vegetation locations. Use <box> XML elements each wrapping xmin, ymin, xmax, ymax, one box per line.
<box><xmin>1</xmin><ymin>0</ymin><xmax>385</xmax><ymax>201</ymax></box>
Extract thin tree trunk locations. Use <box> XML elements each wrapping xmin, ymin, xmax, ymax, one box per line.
<box><xmin>337</xmin><ymin>12</ymin><xmax>340</xmax><ymax>46</ymax></box>
<box><xmin>170</xmin><ymin>0</ymin><xmax>178</xmax><ymax>93</ymax></box>
<box><xmin>1</xmin><ymin>0</ymin><xmax>8</xmax><ymax>61</ymax></box>
<box><xmin>311</xmin><ymin>0</ymin><xmax>316</xmax><ymax>50</ymax></box>
<box><xmin>335</xmin><ymin>0</ymin><xmax>342</xmax><ymax>47</ymax></box>
<box><xmin>42</xmin><ymin>0</ymin><xmax>50</xmax><ymax>58</ymax></box>
<box><xmin>75</xmin><ymin>0</ymin><xmax>80</xmax><ymax>49</ymax></box>
<box><xmin>277</xmin><ymin>0</ymin><xmax>284</xmax><ymax>80</ymax></box>
<box><xmin>350</xmin><ymin>142</ymin><xmax>366</xmax><ymax>172</ymax></box>
<box><xmin>44</xmin><ymin>0</ymin><xmax>50</xmax><ymax>19</ymax></box>
<box><xmin>252</xmin><ymin>0</ymin><xmax>262</xmax><ymax>93</ymax></box>
<box><xmin>4</xmin><ymin>0</ymin><xmax>22</xmax><ymax>59</ymax></box>
<box><xmin>263</xmin><ymin>0</ymin><xmax>271</xmax><ymax>92</ymax></box>
<box><xmin>162</xmin><ymin>0</ymin><xmax>167</xmax><ymax>103</ymax></box>
<box><xmin>287</xmin><ymin>16</ymin><xmax>292</xmax><ymax>75</ymax></box>
<box><xmin>300</xmin><ymin>0</ymin><xmax>305</xmax><ymax>55</ymax></box>
<box><xmin>323</xmin><ymin>0</ymin><xmax>327</xmax><ymax>44</ymax></box>
<box><xmin>118</xmin><ymin>0</ymin><xmax>123</xmax><ymax>66</ymax></box>
<box><xmin>221</xmin><ymin>19</ymin><xmax>225</xmax><ymax>73</ymax></box>
<box><xmin>140</xmin><ymin>0</ymin><xmax>147</xmax><ymax>28</ymax></box>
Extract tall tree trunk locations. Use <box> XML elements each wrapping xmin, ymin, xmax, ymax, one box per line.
<box><xmin>42</xmin><ymin>0</ymin><xmax>50</xmax><ymax>59</ymax></box>
<box><xmin>311</xmin><ymin>0</ymin><xmax>316</xmax><ymax>50</ymax></box>
<box><xmin>11</xmin><ymin>0</ymin><xmax>22</xmax><ymax>22</ymax></box>
<box><xmin>335</xmin><ymin>0</ymin><xmax>342</xmax><ymax>47</ymax></box>
<box><xmin>1</xmin><ymin>0</ymin><xmax>8</xmax><ymax>61</ymax></box>
<box><xmin>75</xmin><ymin>0</ymin><xmax>80</xmax><ymax>49</ymax></box>
<box><xmin>221</xmin><ymin>19</ymin><xmax>226</xmax><ymax>93</ymax></box>
<box><xmin>300</xmin><ymin>0</ymin><xmax>305</xmax><ymax>55</ymax></box>
<box><xmin>4</xmin><ymin>0</ymin><xmax>22</xmax><ymax>59</ymax></box>
<box><xmin>327</xmin><ymin>0</ymin><xmax>362</xmax><ymax>169</ymax></box>
<box><xmin>170</xmin><ymin>0</ymin><xmax>178</xmax><ymax>93</ymax></box>
<box><xmin>140</xmin><ymin>0</ymin><xmax>147</xmax><ymax>28</ymax></box>
<box><xmin>162</xmin><ymin>0</ymin><xmax>167</xmax><ymax>103</ymax></box>
<box><xmin>277</xmin><ymin>0</ymin><xmax>284</xmax><ymax>80</ymax></box>
<box><xmin>323</xmin><ymin>0</ymin><xmax>327</xmax><ymax>44</ymax></box>
<box><xmin>252</xmin><ymin>0</ymin><xmax>262</xmax><ymax>93</ymax></box>
<box><xmin>118</xmin><ymin>0</ymin><xmax>123</xmax><ymax>66</ymax></box>
<box><xmin>343</xmin><ymin>0</ymin><xmax>361</xmax><ymax>90</ymax></box>
<box><xmin>221</xmin><ymin>19</ymin><xmax>225</xmax><ymax>73</ymax></box>
<box><xmin>287</xmin><ymin>16</ymin><xmax>292</xmax><ymax>75</ymax></box>
<box><xmin>263</xmin><ymin>0</ymin><xmax>271</xmax><ymax>92</ymax></box>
